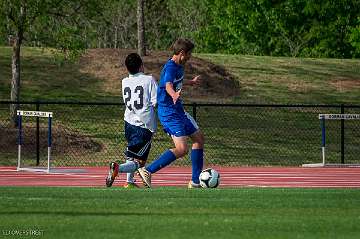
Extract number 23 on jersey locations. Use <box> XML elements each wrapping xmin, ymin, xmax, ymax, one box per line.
<box><xmin>123</xmin><ymin>86</ymin><xmax>144</xmax><ymax>111</ymax></box>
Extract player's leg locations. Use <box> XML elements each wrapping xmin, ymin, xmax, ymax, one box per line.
<box><xmin>184</xmin><ymin>112</ymin><xmax>204</xmax><ymax>188</ymax></box>
<box><xmin>121</xmin><ymin>157</ymin><xmax>140</xmax><ymax>188</ymax></box>
<box><xmin>106</xmin><ymin>158</ymin><xmax>140</xmax><ymax>188</ymax></box>
<box><xmin>122</xmin><ymin>123</ymin><xmax>152</xmax><ymax>187</ymax></box>
<box><xmin>188</xmin><ymin>130</ymin><xmax>204</xmax><ymax>187</ymax></box>
<box><xmin>106</xmin><ymin>161</ymin><xmax>120</xmax><ymax>187</ymax></box>
<box><xmin>138</xmin><ymin>136</ymin><xmax>186</xmax><ymax>188</ymax></box>
<box><xmin>138</xmin><ymin>116</ymin><xmax>189</xmax><ymax>187</ymax></box>
<box><xmin>125</xmin><ymin>158</ymin><xmax>145</xmax><ymax>187</ymax></box>
<box><xmin>147</xmin><ymin>135</ymin><xmax>188</xmax><ymax>173</ymax></box>
<box><xmin>106</xmin><ymin>122</ymin><xmax>152</xmax><ymax>187</ymax></box>
<box><xmin>145</xmin><ymin>116</ymin><xmax>190</xmax><ymax>174</ymax></box>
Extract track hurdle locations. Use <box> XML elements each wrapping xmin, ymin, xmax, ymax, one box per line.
<box><xmin>302</xmin><ymin>114</ymin><xmax>360</xmax><ymax>167</ymax></box>
<box><xmin>17</xmin><ymin>110</ymin><xmax>53</xmax><ymax>173</ymax></box>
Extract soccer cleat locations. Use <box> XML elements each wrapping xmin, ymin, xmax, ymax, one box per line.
<box><xmin>188</xmin><ymin>180</ymin><xmax>201</xmax><ymax>189</ymax></box>
<box><xmin>137</xmin><ymin>167</ymin><xmax>152</xmax><ymax>188</ymax></box>
<box><xmin>105</xmin><ymin>162</ymin><xmax>119</xmax><ymax>187</ymax></box>
<box><xmin>123</xmin><ymin>182</ymin><xmax>140</xmax><ymax>189</ymax></box>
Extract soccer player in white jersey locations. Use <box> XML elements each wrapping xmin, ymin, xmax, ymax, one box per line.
<box><xmin>106</xmin><ymin>53</ymin><xmax>158</xmax><ymax>188</ymax></box>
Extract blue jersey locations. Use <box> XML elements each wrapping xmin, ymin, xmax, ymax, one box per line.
<box><xmin>157</xmin><ymin>59</ymin><xmax>184</xmax><ymax>115</ymax></box>
<box><xmin>157</xmin><ymin>59</ymin><xmax>199</xmax><ymax>137</ymax></box>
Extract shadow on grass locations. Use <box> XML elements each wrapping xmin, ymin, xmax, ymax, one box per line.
<box><xmin>0</xmin><ymin>211</ymin><xmax>246</xmax><ymax>217</ymax></box>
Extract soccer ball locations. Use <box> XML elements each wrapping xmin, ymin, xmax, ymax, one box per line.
<box><xmin>199</xmin><ymin>168</ymin><xmax>220</xmax><ymax>188</ymax></box>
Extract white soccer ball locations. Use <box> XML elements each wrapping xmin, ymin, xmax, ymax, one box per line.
<box><xmin>199</xmin><ymin>168</ymin><xmax>220</xmax><ymax>188</ymax></box>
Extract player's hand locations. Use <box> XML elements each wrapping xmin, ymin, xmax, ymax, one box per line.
<box><xmin>172</xmin><ymin>89</ymin><xmax>181</xmax><ymax>104</ymax></box>
<box><xmin>189</xmin><ymin>75</ymin><xmax>201</xmax><ymax>86</ymax></box>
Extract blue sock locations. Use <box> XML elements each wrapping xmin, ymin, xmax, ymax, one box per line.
<box><xmin>191</xmin><ymin>149</ymin><xmax>203</xmax><ymax>184</ymax></box>
<box><xmin>146</xmin><ymin>150</ymin><xmax>176</xmax><ymax>173</ymax></box>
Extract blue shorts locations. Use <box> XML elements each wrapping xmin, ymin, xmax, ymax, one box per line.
<box><xmin>124</xmin><ymin>121</ymin><xmax>153</xmax><ymax>161</ymax></box>
<box><xmin>159</xmin><ymin>111</ymin><xmax>199</xmax><ymax>137</ymax></box>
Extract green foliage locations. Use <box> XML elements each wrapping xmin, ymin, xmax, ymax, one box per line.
<box><xmin>1</xmin><ymin>0</ymin><xmax>106</xmax><ymax>57</ymax></box>
<box><xmin>349</xmin><ymin>17</ymin><xmax>360</xmax><ymax>57</ymax></box>
<box><xmin>301</xmin><ymin>1</ymin><xmax>360</xmax><ymax>58</ymax></box>
<box><xmin>91</xmin><ymin>0</ymin><xmax>137</xmax><ymax>49</ymax></box>
<box><xmin>0</xmin><ymin>1</ymin><xmax>7</xmax><ymax>44</ymax></box>
<box><xmin>198</xmin><ymin>0</ymin><xmax>360</xmax><ymax>58</ymax></box>
<box><xmin>1</xmin><ymin>0</ymin><xmax>360</xmax><ymax>58</ymax></box>
<box><xmin>48</xmin><ymin>26</ymin><xmax>86</xmax><ymax>61</ymax></box>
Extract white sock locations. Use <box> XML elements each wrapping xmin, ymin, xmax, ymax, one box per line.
<box><xmin>119</xmin><ymin>160</ymin><xmax>139</xmax><ymax>173</ymax></box>
<box><xmin>119</xmin><ymin>159</ymin><xmax>139</xmax><ymax>183</ymax></box>
<box><xmin>127</xmin><ymin>172</ymin><xmax>135</xmax><ymax>183</ymax></box>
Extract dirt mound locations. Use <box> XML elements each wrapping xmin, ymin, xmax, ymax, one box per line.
<box><xmin>330</xmin><ymin>77</ymin><xmax>360</xmax><ymax>92</ymax></box>
<box><xmin>79</xmin><ymin>49</ymin><xmax>240</xmax><ymax>102</ymax></box>
<box><xmin>0</xmin><ymin>123</ymin><xmax>102</xmax><ymax>158</ymax></box>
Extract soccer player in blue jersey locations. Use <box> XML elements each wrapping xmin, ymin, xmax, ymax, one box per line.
<box><xmin>138</xmin><ymin>38</ymin><xmax>204</xmax><ymax>188</ymax></box>
<box><xmin>106</xmin><ymin>53</ymin><xmax>158</xmax><ymax>188</ymax></box>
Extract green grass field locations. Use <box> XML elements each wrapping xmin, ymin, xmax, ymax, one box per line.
<box><xmin>1</xmin><ymin>187</ymin><xmax>360</xmax><ymax>239</ymax></box>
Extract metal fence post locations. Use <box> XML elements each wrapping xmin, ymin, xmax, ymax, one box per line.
<box><xmin>192</xmin><ymin>102</ymin><xmax>197</xmax><ymax>121</ymax></box>
<box><xmin>341</xmin><ymin>104</ymin><xmax>344</xmax><ymax>164</ymax></box>
<box><xmin>36</xmin><ymin>102</ymin><xmax>40</xmax><ymax>166</ymax></box>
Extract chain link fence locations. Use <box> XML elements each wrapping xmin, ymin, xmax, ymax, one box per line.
<box><xmin>1</xmin><ymin>101</ymin><xmax>359</xmax><ymax>167</ymax></box>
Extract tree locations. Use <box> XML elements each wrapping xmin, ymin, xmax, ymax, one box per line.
<box><xmin>167</xmin><ymin>0</ymin><xmax>208</xmax><ymax>51</ymax></box>
<box><xmin>1</xmin><ymin>0</ymin><xmax>39</xmax><ymax>126</ymax></box>
<box><xmin>144</xmin><ymin>0</ymin><xmax>172</xmax><ymax>50</ymax></box>
<box><xmin>0</xmin><ymin>0</ymin><xmax>103</xmax><ymax>126</ymax></box>
<box><xmin>349</xmin><ymin>17</ymin><xmax>360</xmax><ymax>57</ymax></box>
<box><xmin>137</xmin><ymin>0</ymin><xmax>146</xmax><ymax>56</ymax></box>
<box><xmin>266</xmin><ymin>0</ymin><xmax>311</xmax><ymax>57</ymax></box>
<box><xmin>297</xmin><ymin>0</ymin><xmax>360</xmax><ymax>58</ymax></box>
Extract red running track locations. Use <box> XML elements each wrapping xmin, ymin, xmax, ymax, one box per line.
<box><xmin>1</xmin><ymin>166</ymin><xmax>360</xmax><ymax>188</ymax></box>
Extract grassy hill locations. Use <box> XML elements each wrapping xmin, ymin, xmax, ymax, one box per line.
<box><xmin>1</xmin><ymin>46</ymin><xmax>360</xmax><ymax>104</ymax></box>
<box><xmin>0</xmin><ymin>47</ymin><xmax>111</xmax><ymax>102</ymax></box>
<box><xmin>199</xmin><ymin>53</ymin><xmax>360</xmax><ymax>104</ymax></box>
<box><xmin>0</xmin><ymin>47</ymin><xmax>359</xmax><ymax>167</ymax></box>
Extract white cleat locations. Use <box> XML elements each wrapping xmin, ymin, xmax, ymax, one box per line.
<box><xmin>188</xmin><ymin>180</ymin><xmax>201</xmax><ymax>189</ymax></box>
<box><xmin>137</xmin><ymin>167</ymin><xmax>152</xmax><ymax>188</ymax></box>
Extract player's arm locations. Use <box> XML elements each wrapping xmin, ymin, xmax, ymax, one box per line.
<box><xmin>163</xmin><ymin>66</ymin><xmax>180</xmax><ymax>104</ymax></box>
<box><xmin>166</xmin><ymin>82</ymin><xmax>181</xmax><ymax>104</ymax></box>
<box><xmin>121</xmin><ymin>80</ymin><xmax>126</xmax><ymax>103</ymax></box>
<box><xmin>184</xmin><ymin>75</ymin><xmax>201</xmax><ymax>86</ymax></box>
<box><xmin>150</xmin><ymin>76</ymin><xmax>158</xmax><ymax>107</ymax></box>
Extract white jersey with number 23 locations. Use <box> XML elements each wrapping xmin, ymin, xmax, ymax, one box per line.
<box><xmin>122</xmin><ymin>73</ymin><xmax>158</xmax><ymax>133</ymax></box>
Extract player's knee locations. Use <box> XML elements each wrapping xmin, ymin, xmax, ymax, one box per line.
<box><xmin>193</xmin><ymin>131</ymin><xmax>205</xmax><ymax>148</ymax></box>
<box><xmin>182</xmin><ymin>147</ymin><xmax>189</xmax><ymax>157</ymax></box>
<box><xmin>179</xmin><ymin>148</ymin><xmax>189</xmax><ymax>158</ymax></box>
<box><xmin>199</xmin><ymin>132</ymin><xmax>205</xmax><ymax>145</ymax></box>
<box><xmin>135</xmin><ymin>159</ymin><xmax>146</xmax><ymax>168</ymax></box>
<box><xmin>174</xmin><ymin>145</ymin><xmax>188</xmax><ymax>158</ymax></box>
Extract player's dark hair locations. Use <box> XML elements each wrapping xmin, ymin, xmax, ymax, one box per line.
<box><xmin>125</xmin><ymin>53</ymin><xmax>143</xmax><ymax>75</ymax></box>
<box><xmin>171</xmin><ymin>38</ymin><xmax>195</xmax><ymax>55</ymax></box>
